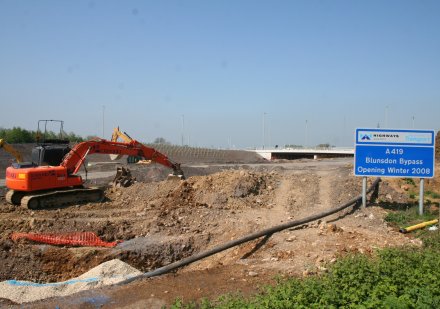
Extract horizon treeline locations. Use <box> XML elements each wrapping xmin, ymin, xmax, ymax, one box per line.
<box><xmin>0</xmin><ymin>126</ymin><xmax>86</xmax><ymax>143</ymax></box>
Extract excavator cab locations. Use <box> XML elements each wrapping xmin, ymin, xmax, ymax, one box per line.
<box><xmin>31</xmin><ymin>145</ymin><xmax>71</xmax><ymax>166</ymax></box>
<box><xmin>9</xmin><ymin>120</ymin><xmax>71</xmax><ymax>169</ymax></box>
<box><xmin>33</xmin><ymin>120</ymin><xmax>71</xmax><ymax>166</ymax></box>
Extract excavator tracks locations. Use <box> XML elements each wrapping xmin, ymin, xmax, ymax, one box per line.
<box><xmin>6</xmin><ymin>190</ymin><xmax>27</xmax><ymax>205</ymax></box>
<box><xmin>7</xmin><ymin>187</ymin><xmax>104</xmax><ymax>210</ymax></box>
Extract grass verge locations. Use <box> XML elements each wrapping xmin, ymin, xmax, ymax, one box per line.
<box><xmin>171</xmin><ymin>233</ymin><xmax>440</xmax><ymax>308</ymax></box>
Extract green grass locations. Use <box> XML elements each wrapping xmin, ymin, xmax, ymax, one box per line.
<box><xmin>385</xmin><ymin>206</ymin><xmax>437</xmax><ymax>227</ymax></box>
<box><xmin>426</xmin><ymin>191</ymin><xmax>440</xmax><ymax>199</ymax></box>
<box><xmin>403</xmin><ymin>178</ymin><xmax>416</xmax><ymax>186</ymax></box>
<box><xmin>171</xmin><ymin>234</ymin><xmax>440</xmax><ymax>308</ymax></box>
<box><xmin>384</xmin><ymin>204</ymin><xmax>438</xmax><ymax>238</ymax></box>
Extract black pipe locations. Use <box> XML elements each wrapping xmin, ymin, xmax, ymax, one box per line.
<box><xmin>118</xmin><ymin>177</ymin><xmax>381</xmax><ymax>285</ymax></box>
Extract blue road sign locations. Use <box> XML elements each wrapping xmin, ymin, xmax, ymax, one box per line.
<box><xmin>354</xmin><ymin>129</ymin><xmax>435</xmax><ymax>178</ymax></box>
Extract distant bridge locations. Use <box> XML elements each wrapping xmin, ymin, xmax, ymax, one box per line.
<box><xmin>254</xmin><ymin>147</ymin><xmax>354</xmax><ymax>160</ymax></box>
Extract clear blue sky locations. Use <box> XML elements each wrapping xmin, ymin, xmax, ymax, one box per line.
<box><xmin>1</xmin><ymin>0</ymin><xmax>439</xmax><ymax>148</ymax></box>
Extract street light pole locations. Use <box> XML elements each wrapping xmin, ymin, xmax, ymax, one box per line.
<box><xmin>305</xmin><ymin>119</ymin><xmax>308</xmax><ymax>147</ymax></box>
<box><xmin>385</xmin><ymin>105</ymin><xmax>389</xmax><ymax>128</ymax></box>
<box><xmin>102</xmin><ymin>105</ymin><xmax>105</xmax><ymax>138</ymax></box>
<box><xmin>181</xmin><ymin>115</ymin><xmax>185</xmax><ymax>146</ymax></box>
<box><xmin>268</xmin><ymin>119</ymin><xmax>271</xmax><ymax>149</ymax></box>
<box><xmin>262</xmin><ymin>112</ymin><xmax>267</xmax><ymax>149</ymax></box>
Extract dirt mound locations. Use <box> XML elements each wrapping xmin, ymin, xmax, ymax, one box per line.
<box><xmin>0</xmin><ymin>235</ymin><xmax>199</xmax><ymax>283</ymax></box>
<box><xmin>0</xmin><ymin>259</ymin><xmax>143</xmax><ymax>304</ymax></box>
<box><xmin>165</xmin><ymin>169</ymin><xmax>276</xmax><ymax>209</ymax></box>
<box><xmin>110</xmin><ymin>169</ymin><xmax>277</xmax><ymax>211</ymax></box>
<box><xmin>102</xmin><ymin>170</ymin><xmax>278</xmax><ymax>238</ymax></box>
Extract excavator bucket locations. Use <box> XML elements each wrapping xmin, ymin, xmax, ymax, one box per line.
<box><xmin>167</xmin><ymin>174</ymin><xmax>184</xmax><ymax>181</ymax></box>
<box><xmin>167</xmin><ymin>165</ymin><xmax>185</xmax><ymax>180</ymax></box>
<box><xmin>109</xmin><ymin>154</ymin><xmax>123</xmax><ymax>161</ymax></box>
<box><xmin>112</xmin><ymin>167</ymin><xmax>136</xmax><ymax>187</ymax></box>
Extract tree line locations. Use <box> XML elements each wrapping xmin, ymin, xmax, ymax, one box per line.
<box><xmin>0</xmin><ymin>127</ymin><xmax>85</xmax><ymax>143</ymax></box>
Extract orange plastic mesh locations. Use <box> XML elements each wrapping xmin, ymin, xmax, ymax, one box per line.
<box><xmin>11</xmin><ymin>232</ymin><xmax>118</xmax><ymax>248</ymax></box>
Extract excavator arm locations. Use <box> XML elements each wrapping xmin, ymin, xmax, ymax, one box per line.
<box><xmin>109</xmin><ymin>127</ymin><xmax>150</xmax><ymax>163</ymax></box>
<box><xmin>111</xmin><ymin>127</ymin><xmax>132</xmax><ymax>143</ymax></box>
<box><xmin>0</xmin><ymin>139</ymin><xmax>23</xmax><ymax>163</ymax></box>
<box><xmin>62</xmin><ymin>139</ymin><xmax>184</xmax><ymax>178</ymax></box>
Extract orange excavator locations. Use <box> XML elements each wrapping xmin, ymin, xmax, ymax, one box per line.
<box><xmin>5</xmin><ymin>138</ymin><xmax>184</xmax><ymax>209</ymax></box>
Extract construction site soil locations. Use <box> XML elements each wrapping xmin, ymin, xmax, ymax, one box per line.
<box><xmin>0</xmin><ymin>140</ymin><xmax>439</xmax><ymax>308</ymax></box>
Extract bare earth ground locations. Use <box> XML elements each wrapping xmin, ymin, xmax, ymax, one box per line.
<box><xmin>0</xmin><ymin>141</ymin><xmax>438</xmax><ymax>308</ymax></box>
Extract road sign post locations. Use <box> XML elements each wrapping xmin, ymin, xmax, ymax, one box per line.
<box><xmin>362</xmin><ymin>177</ymin><xmax>367</xmax><ymax>209</ymax></box>
<box><xmin>419</xmin><ymin>178</ymin><xmax>425</xmax><ymax>216</ymax></box>
<box><xmin>354</xmin><ymin>129</ymin><xmax>435</xmax><ymax>213</ymax></box>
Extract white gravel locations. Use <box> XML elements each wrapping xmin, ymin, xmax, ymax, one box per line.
<box><xmin>0</xmin><ymin>259</ymin><xmax>142</xmax><ymax>304</ymax></box>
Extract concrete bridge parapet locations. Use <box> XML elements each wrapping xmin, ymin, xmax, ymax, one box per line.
<box><xmin>254</xmin><ymin>148</ymin><xmax>354</xmax><ymax>161</ymax></box>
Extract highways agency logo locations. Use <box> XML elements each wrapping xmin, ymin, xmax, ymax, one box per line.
<box><xmin>357</xmin><ymin>129</ymin><xmax>433</xmax><ymax>146</ymax></box>
<box><xmin>360</xmin><ymin>133</ymin><xmax>372</xmax><ymax>141</ymax></box>
<box><xmin>358</xmin><ymin>131</ymin><xmax>401</xmax><ymax>143</ymax></box>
